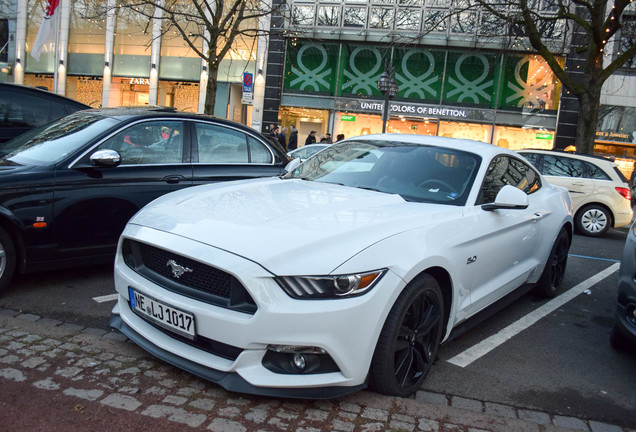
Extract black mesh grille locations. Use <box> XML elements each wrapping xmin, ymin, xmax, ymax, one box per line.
<box><xmin>123</xmin><ymin>239</ymin><xmax>257</xmax><ymax>314</ymax></box>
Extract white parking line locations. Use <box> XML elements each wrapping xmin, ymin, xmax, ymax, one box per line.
<box><xmin>447</xmin><ymin>262</ymin><xmax>620</xmax><ymax>368</ymax></box>
<box><xmin>93</xmin><ymin>293</ymin><xmax>119</xmax><ymax>303</ymax></box>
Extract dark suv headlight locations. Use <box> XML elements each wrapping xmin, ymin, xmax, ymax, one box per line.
<box><xmin>275</xmin><ymin>270</ymin><xmax>386</xmax><ymax>299</ymax></box>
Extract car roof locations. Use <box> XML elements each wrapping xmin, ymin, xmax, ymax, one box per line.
<box><xmin>0</xmin><ymin>83</ymin><xmax>90</xmax><ymax>109</ymax></box>
<box><xmin>518</xmin><ymin>149</ymin><xmax>615</xmax><ymax>164</ymax></box>
<box><xmin>348</xmin><ymin>133</ymin><xmax>505</xmax><ymax>158</ymax></box>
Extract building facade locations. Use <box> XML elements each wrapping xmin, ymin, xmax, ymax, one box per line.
<box><xmin>259</xmin><ymin>0</ymin><xmax>636</xmax><ymax>176</ymax></box>
<box><xmin>1</xmin><ymin>0</ymin><xmax>257</xmax><ymax>123</ymax></box>
<box><xmin>1</xmin><ymin>0</ymin><xmax>635</xmax><ymax>175</ymax></box>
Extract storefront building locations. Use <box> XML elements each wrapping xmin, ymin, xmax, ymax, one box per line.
<box><xmin>260</xmin><ymin>0</ymin><xmax>636</xmax><ymax>175</ymax></box>
<box><xmin>274</xmin><ymin>40</ymin><xmax>561</xmax><ymax>153</ymax></box>
<box><xmin>7</xmin><ymin>0</ymin><xmax>256</xmax><ymax>122</ymax></box>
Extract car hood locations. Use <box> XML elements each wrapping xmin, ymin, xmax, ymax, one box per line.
<box><xmin>130</xmin><ymin>178</ymin><xmax>458</xmax><ymax>275</ymax></box>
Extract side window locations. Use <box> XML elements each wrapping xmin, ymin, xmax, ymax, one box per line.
<box><xmin>97</xmin><ymin>121</ymin><xmax>184</xmax><ymax>165</ymax></box>
<box><xmin>248</xmin><ymin>136</ymin><xmax>273</xmax><ymax>164</ymax></box>
<box><xmin>542</xmin><ymin>155</ymin><xmax>584</xmax><ymax>177</ymax></box>
<box><xmin>520</xmin><ymin>152</ymin><xmax>539</xmax><ymax>167</ymax></box>
<box><xmin>479</xmin><ymin>156</ymin><xmax>541</xmax><ymax>204</ymax></box>
<box><xmin>583</xmin><ymin>161</ymin><xmax>611</xmax><ymax>180</ymax></box>
<box><xmin>196</xmin><ymin>123</ymin><xmax>249</xmax><ymax>163</ymax></box>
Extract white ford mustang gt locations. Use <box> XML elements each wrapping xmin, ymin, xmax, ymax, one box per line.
<box><xmin>110</xmin><ymin>135</ymin><xmax>573</xmax><ymax>399</ymax></box>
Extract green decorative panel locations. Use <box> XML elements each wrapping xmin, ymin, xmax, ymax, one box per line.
<box><xmin>394</xmin><ymin>48</ymin><xmax>445</xmax><ymax>103</ymax></box>
<box><xmin>339</xmin><ymin>45</ymin><xmax>391</xmax><ymax>97</ymax></box>
<box><xmin>284</xmin><ymin>41</ymin><xmax>339</xmax><ymax>95</ymax></box>
<box><xmin>498</xmin><ymin>54</ymin><xmax>558</xmax><ymax>111</ymax></box>
<box><xmin>443</xmin><ymin>51</ymin><xmax>500</xmax><ymax>107</ymax></box>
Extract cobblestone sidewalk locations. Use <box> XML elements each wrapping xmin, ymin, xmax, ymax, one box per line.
<box><xmin>0</xmin><ymin>308</ymin><xmax>632</xmax><ymax>432</ymax></box>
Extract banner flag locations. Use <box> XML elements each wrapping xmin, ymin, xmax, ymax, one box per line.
<box><xmin>31</xmin><ymin>0</ymin><xmax>60</xmax><ymax>61</ymax></box>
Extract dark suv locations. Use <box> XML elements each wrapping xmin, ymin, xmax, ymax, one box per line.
<box><xmin>0</xmin><ymin>83</ymin><xmax>90</xmax><ymax>143</ymax></box>
<box><xmin>0</xmin><ymin>107</ymin><xmax>290</xmax><ymax>291</ymax></box>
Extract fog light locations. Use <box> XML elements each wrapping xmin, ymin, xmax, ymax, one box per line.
<box><xmin>292</xmin><ymin>353</ymin><xmax>306</xmax><ymax>370</ymax></box>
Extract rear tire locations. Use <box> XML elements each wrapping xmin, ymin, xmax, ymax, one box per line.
<box><xmin>370</xmin><ymin>274</ymin><xmax>444</xmax><ymax>397</ymax></box>
<box><xmin>575</xmin><ymin>205</ymin><xmax>610</xmax><ymax>237</ymax></box>
<box><xmin>534</xmin><ymin>228</ymin><xmax>570</xmax><ymax>298</ymax></box>
<box><xmin>0</xmin><ymin>227</ymin><xmax>16</xmax><ymax>293</ymax></box>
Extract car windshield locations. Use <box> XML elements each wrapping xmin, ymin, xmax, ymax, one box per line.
<box><xmin>0</xmin><ymin>112</ymin><xmax>118</xmax><ymax>166</ymax></box>
<box><xmin>286</xmin><ymin>140</ymin><xmax>481</xmax><ymax>205</ymax></box>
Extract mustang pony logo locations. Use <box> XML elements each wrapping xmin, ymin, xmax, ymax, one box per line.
<box><xmin>166</xmin><ymin>260</ymin><xmax>193</xmax><ymax>278</ymax></box>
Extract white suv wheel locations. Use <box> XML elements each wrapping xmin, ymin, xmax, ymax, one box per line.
<box><xmin>577</xmin><ymin>205</ymin><xmax>610</xmax><ymax>236</ymax></box>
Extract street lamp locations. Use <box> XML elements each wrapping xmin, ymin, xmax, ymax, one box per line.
<box><xmin>377</xmin><ymin>60</ymin><xmax>399</xmax><ymax>133</ymax></box>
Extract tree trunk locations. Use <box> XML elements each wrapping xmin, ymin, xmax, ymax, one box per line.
<box><xmin>204</xmin><ymin>62</ymin><xmax>218</xmax><ymax>116</ymax></box>
<box><xmin>574</xmin><ymin>84</ymin><xmax>602</xmax><ymax>155</ymax></box>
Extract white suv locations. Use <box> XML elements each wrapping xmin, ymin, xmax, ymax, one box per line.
<box><xmin>518</xmin><ymin>150</ymin><xmax>633</xmax><ymax>236</ymax></box>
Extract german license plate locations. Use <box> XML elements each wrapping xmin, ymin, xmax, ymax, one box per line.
<box><xmin>128</xmin><ymin>287</ymin><xmax>195</xmax><ymax>339</ymax></box>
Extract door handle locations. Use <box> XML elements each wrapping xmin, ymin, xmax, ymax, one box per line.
<box><xmin>532</xmin><ymin>212</ymin><xmax>547</xmax><ymax>221</ymax></box>
<box><xmin>163</xmin><ymin>175</ymin><xmax>185</xmax><ymax>184</ymax></box>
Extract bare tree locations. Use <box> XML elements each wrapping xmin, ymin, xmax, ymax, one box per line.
<box><xmin>472</xmin><ymin>0</ymin><xmax>636</xmax><ymax>154</ymax></box>
<box><xmin>111</xmin><ymin>0</ymin><xmax>284</xmax><ymax>114</ymax></box>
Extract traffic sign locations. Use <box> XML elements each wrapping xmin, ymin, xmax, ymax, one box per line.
<box><xmin>243</xmin><ymin>72</ymin><xmax>254</xmax><ymax>93</ymax></box>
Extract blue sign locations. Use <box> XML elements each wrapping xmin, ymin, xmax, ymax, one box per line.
<box><xmin>242</xmin><ymin>72</ymin><xmax>254</xmax><ymax>93</ymax></box>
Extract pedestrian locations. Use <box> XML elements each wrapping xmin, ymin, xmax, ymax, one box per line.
<box><xmin>305</xmin><ymin>130</ymin><xmax>317</xmax><ymax>145</ymax></box>
<box><xmin>324</xmin><ymin>133</ymin><xmax>332</xmax><ymax>143</ymax></box>
<box><xmin>288</xmin><ymin>126</ymin><xmax>298</xmax><ymax>151</ymax></box>
<box><xmin>336</xmin><ymin>134</ymin><xmax>345</xmax><ymax>142</ymax></box>
<box><xmin>269</xmin><ymin>125</ymin><xmax>279</xmax><ymax>138</ymax></box>
<box><xmin>278</xmin><ymin>127</ymin><xmax>288</xmax><ymax>150</ymax></box>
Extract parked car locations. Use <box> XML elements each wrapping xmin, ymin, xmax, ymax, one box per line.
<box><xmin>611</xmin><ymin>222</ymin><xmax>636</xmax><ymax>351</ymax></box>
<box><xmin>0</xmin><ymin>83</ymin><xmax>90</xmax><ymax>143</ymax></box>
<box><xmin>287</xmin><ymin>143</ymin><xmax>330</xmax><ymax>161</ymax></box>
<box><xmin>110</xmin><ymin>135</ymin><xmax>573</xmax><ymax>399</ymax></box>
<box><xmin>518</xmin><ymin>149</ymin><xmax>632</xmax><ymax>237</ymax></box>
<box><xmin>0</xmin><ymin>107</ymin><xmax>290</xmax><ymax>291</ymax></box>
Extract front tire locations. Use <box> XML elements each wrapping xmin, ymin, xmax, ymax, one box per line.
<box><xmin>370</xmin><ymin>274</ymin><xmax>444</xmax><ymax>397</ymax></box>
<box><xmin>534</xmin><ymin>228</ymin><xmax>570</xmax><ymax>298</ymax></box>
<box><xmin>0</xmin><ymin>227</ymin><xmax>17</xmax><ymax>293</ymax></box>
<box><xmin>575</xmin><ymin>205</ymin><xmax>610</xmax><ymax>237</ymax></box>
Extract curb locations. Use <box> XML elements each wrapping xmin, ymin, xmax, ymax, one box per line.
<box><xmin>0</xmin><ymin>308</ymin><xmax>632</xmax><ymax>432</ymax></box>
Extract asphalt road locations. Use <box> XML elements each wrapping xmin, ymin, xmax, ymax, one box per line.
<box><xmin>1</xmin><ymin>226</ymin><xmax>635</xmax><ymax>428</ymax></box>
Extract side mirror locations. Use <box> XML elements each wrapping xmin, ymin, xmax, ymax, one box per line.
<box><xmin>482</xmin><ymin>185</ymin><xmax>529</xmax><ymax>211</ymax></box>
<box><xmin>90</xmin><ymin>149</ymin><xmax>121</xmax><ymax>167</ymax></box>
<box><xmin>284</xmin><ymin>158</ymin><xmax>302</xmax><ymax>173</ymax></box>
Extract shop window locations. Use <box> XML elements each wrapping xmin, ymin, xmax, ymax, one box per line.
<box><xmin>369</xmin><ymin>7</ymin><xmax>394</xmax><ymax>29</ymax></box>
<box><xmin>443</xmin><ymin>51</ymin><xmax>498</xmax><ymax>107</ymax></box>
<box><xmin>317</xmin><ymin>6</ymin><xmax>341</xmax><ymax>26</ymax></box>
<box><xmin>396</xmin><ymin>8</ymin><xmax>422</xmax><ymax>31</ymax></box>
<box><xmin>497</xmin><ymin>54</ymin><xmax>561</xmax><ymax>111</ymax></box>
<box><xmin>451</xmin><ymin>11</ymin><xmax>477</xmax><ymax>34</ymax></box>
<box><xmin>339</xmin><ymin>45</ymin><xmax>390</xmax><ymax>98</ymax></box>
<box><xmin>293</xmin><ymin>5</ymin><xmax>316</xmax><ymax>26</ymax></box>
<box><xmin>423</xmin><ymin>9</ymin><xmax>449</xmax><ymax>33</ymax></box>
<box><xmin>394</xmin><ymin>48</ymin><xmax>444</xmax><ymax>102</ymax></box>
<box><xmin>0</xmin><ymin>19</ymin><xmax>7</xmax><ymax>63</ymax></box>
<box><xmin>343</xmin><ymin>6</ymin><xmax>367</xmax><ymax>27</ymax></box>
<box><xmin>284</xmin><ymin>41</ymin><xmax>340</xmax><ymax>96</ymax></box>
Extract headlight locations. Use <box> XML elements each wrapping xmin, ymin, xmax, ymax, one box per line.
<box><xmin>275</xmin><ymin>270</ymin><xmax>386</xmax><ymax>299</ymax></box>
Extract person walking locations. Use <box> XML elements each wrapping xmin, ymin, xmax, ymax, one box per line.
<box><xmin>305</xmin><ymin>130</ymin><xmax>317</xmax><ymax>145</ymax></box>
<box><xmin>278</xmin><ymin>127</ymin><xmax>288</xmax><ymax>150</ymax></box>
<box><xmin>288</xmin><ymin>126</ymin><xmax>298</xmax><ymax>151</ymax></box>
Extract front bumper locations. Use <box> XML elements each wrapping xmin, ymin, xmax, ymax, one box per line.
<box><xmin>110</xmin><ymin>225</ymin><xmax>405</xmax><ymax>398</ymax></box>
<box><xmin>109</xmin><ymin>312</ymin><xmax>365</xmax><ymax>399</ymax></box>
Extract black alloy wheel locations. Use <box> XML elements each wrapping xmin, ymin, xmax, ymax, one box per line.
<box><xmin>370</xmin><ymin>274</ymin><xmax>444</xmax><ymax>397</ymax></box>
<box><xmin>534</xmin><ymin>228</ymin><xmax>570</xmax><ymax>298</ymax></box>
